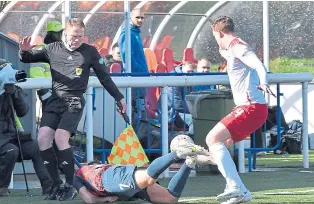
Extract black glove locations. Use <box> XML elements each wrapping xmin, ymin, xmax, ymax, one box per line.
<box><xmin>15</xmin><ymin>70</ymin><xmax>27</xmax><ymax>83</ymax></box>
<box><xmin>4</xmin><ymin>84</ymin><xmax>16</xmax><ymax>95</ymax></box>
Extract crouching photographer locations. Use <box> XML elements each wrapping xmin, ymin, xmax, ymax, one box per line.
<box><xmin>0</xmin><ymin>59</ymin><xmax>52</xmax><ymax>196</ymax></box>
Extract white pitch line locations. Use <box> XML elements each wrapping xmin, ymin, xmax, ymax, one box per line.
<box><xmin>264</xmin><ymin>189</ymin><xmax>314</xmax><ymax>195</ymax></box>
<box><xmin>180</xmin><ymin>197</ymin><xmax>216</xmax><ymax>202</ymax></box>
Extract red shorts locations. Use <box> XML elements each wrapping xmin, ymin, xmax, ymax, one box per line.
<box><xmin>221</xmin><ymin>104</ymin><xmax>268</xmax><ymax>142</ymax></box>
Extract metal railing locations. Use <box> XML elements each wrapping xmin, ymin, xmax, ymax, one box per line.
<box><xmin>16</xmin><ymin>72</ymin><xmax>313</xmax><ymax>176</ymax></box>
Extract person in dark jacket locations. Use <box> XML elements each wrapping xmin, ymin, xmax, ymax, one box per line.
<box><xmin>104</xmin><ymin>43</ymin><xmax>123</xmax><ymax>71</ymax></box>
<box><xmin>166</xmin><ymin>61</ymin><xmax>195</xmax><ymax>135</ymax></box>
<box><xmin>0</xmin><ymin>61</ymin><xmax>52</xmax><ymax>197</ymax></box>
<box><xmin>19</xmin><ymin>18</ymin><xmax>126</xmax><ymax>201</ymax></box>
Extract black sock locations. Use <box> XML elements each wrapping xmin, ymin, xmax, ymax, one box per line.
<box><xmin>41</xmin><ymin>147</ymin><xmax>61</xmax><ymax>186</ymax></box>
<box><xmin>59</xmin><ymin>148</ymin><xmax>74</xmax><ymax>185</ymax></box>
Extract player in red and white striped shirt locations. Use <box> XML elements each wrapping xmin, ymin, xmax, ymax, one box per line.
<box><xmin>206</xmin><ymin>16</ymin><xmax>275</xmax><ymax>204</ymax></box>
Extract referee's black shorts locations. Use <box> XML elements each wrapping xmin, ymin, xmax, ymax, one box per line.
<box><xmin>40</xmin><ymin>95</ymin><xmax>85</xmax><ymax>134</ymax></box>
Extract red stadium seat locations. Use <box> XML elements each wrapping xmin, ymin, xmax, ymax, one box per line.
<box><xmin>161</xmin><ymin>48</ymin><xmax>181</xmax><ymax>72</ymax></box>
<box><xmin>156</xmin><ymin>35</ymin><xmax>173</xmax><ymax>49</ymax></box>
<box><xmin>145</xmin><ymin>87</ymin><xmax>160</xmax><ymax>119</ymax></box>
<box><xmin>154</xmin><ymin>35</ymin><xmax>174</xmax><ymax>63</ymax></box>
<box><xmin>182</xmin><ymin>48</ymin><xmax>198</xmax><ymax>63</ymax></box>
<box><xmin>92</xmin><ymin>36</ymin><xmax>111</xmax><ymax>52</ymax></box>
<box><xmin>155</xmin><ymin>63</ymin><xmax>166</xmax><ymax>73</ymax></box>
<box><xmin>110</xmin><ymin>63</ymin><xmax>122</xmax><ymax>73</ymax></box>
<box><xmin>154</xmin><ymin>48</ymin><xmax>163</xmax><ymax>63</ymax></box>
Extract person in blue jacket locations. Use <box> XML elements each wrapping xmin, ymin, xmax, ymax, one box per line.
<box><xmin>194</xmin><ymin>57</ymin><xmax>216</xmax><ymax>92</ymax></box>
<box><xmin>119</xmin><ymin>8</ymin><xmax>149</xmax><ymax>130</ymax></box>
<box><xmin>119</xmin><ymin>9</ymin><xmax>148</xmax><ymax>74</ymax></box>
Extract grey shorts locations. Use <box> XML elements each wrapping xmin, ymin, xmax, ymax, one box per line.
<box><xmin>102</xmin><ymin>165</ymin><xmax>141</xmax><ymax>201</ymax></box>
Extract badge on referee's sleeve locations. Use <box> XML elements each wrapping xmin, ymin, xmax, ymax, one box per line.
<box><xmin>98</xmin><ymin>58</ymin><xmax>104</xmax><ymax>64</ymax></box>
<box><xmin>76</xmin><ymin>67</ymin><xmax>83</xmax><ymax>76</ymax></box>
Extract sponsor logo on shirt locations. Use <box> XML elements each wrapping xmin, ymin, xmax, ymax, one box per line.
<box><xmin>62</xmin><ymin>161</ymin><xmax>68</xmax><ymax>165</ymax></box>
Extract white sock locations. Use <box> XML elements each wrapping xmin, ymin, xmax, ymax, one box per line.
<box><xmin>209</xmin><ymin>142</ymin><xmax>247</xmax><ymax>191</ymax></box>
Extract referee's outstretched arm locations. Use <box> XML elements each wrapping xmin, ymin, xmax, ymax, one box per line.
<box><xmin>19</xmin><ymin>36</ymin><xmax>49</xmax><ymax>64</ymax></box>
<box><xmin>90</xmin><ymin>46</ymin><xmax>124</xmax><ymax>103</ymax></box>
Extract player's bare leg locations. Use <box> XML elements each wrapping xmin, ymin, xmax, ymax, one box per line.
<box><xmin>206</xmin><ymin>122</ymin><xmax>251</xmax><ymax>204</ymax></box>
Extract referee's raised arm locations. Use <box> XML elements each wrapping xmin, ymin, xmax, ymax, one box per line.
<box><xmin>19</xmin><ymin>36</ymin><xmax>49</xmax><ymax>63</ymax></box>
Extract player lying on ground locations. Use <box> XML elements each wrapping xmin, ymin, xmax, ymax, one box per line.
<box><xmin>73</xmin><ymin>136</ymin><xmax>210</xmax><ymax>203</ymax></box>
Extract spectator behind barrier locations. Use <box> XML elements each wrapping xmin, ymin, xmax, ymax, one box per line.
<box><xmin>194</xmin><ymin>57</ymin><xmax>216</xmax><ymax>92</ymax></box>
<box><xmin>119</xmin><ymin>8</ymin><xmax>148</xmax><ymax>98</ymax></box>
<box><xmin>159</xmin><ymin>61</ymin><xmax>195</xmax><ymax>135</ymax></box>
<box><xmin>0</xmin><ymin>60</ymin><xmax>52</xmax><ymax>196</ymax></box>
<box><xmin>119</xmin><ymin>8</ymin><xmax>149</xmax><ymax>132</ymax></box>
<box><xmin>217</xmin><ymin>60</ymin><xmax>231</xmax><ymax>91</ymax></box>
<box><xmin>104</xmin><ymin>43</ymin><xmax>122</xmax><ymax>72</ymax></box>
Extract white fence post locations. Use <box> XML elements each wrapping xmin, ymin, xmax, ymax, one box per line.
<box><xmin>123</xmin><ymin>1</ymin><xmax>132</xmax><ymax>123</ymax></box>
<box><xmin>302</xmin><ymin>82</ymin><xmax>309</xmax><ymax>168</ymax></box>
<box><xmin>161</xmin><ymin>87</ymin><xmax>169</xmax><ymax>178</ymax></box>
<box><xmin>263</xmin><ymin>0</ymin><xmax>269</xmax><ymax>70</ymax></box>
<box><xmin>86</xmin><ymin>87</ymin><xmax>94</xmax><ymax>162</ymax></box>
<box><xmin>62</xmin><ymin>1</ymin><xmax>71</xmax><ymax>26</ymax></box>
<box><xmin>238</xmin><ymin>141</ymin><xmax>245</xmax><ymax>173</ymax></box>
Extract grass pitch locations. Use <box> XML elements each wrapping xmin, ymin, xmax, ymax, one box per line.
<box><xmin>3</xmin><ymin>151</ymin><xmax>314</xmax><ymax>204</ymax></box>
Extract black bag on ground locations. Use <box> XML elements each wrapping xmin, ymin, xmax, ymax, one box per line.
<box><xmin>283</xmin><ymin>120</ymin><xmax>302</xmax><ymax>154</ymax></box>
<box><xmin>273</xmin><ymin>120</ymin><xmax>302</xmax><ymax>154</ymax></box>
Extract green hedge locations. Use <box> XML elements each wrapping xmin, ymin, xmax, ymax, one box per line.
<box><xmin>270</xmin><ymin>58</ymin><xmax>314</xmax><ymax>75</ymax></box>
<box><xmin>210</xmin><ymin>58</ymin><xmax>314</xmax><ymax>75</ymax></box>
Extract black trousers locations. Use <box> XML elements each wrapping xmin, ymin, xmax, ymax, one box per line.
<box><xmin>0</xmin><ymin>140</ymin><xmax>51</xmax><ymax>188</ymax></box>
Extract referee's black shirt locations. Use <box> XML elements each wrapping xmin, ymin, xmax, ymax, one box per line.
<box><xmin>19</xmin><ymin>41</ymin><xmax>124</xmax><ymax>101</ymax></box>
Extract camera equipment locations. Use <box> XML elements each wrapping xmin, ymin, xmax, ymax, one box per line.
<box><xmin>0</xmin><ymin>59</ymin><xmax>27</xmax><ymax>91</ymax></box>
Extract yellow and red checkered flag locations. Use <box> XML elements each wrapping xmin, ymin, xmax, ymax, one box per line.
<box><xmin>108</xmin><ymin>125</ymin><xmax>149</xmax><ymax>167</ymax></box>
